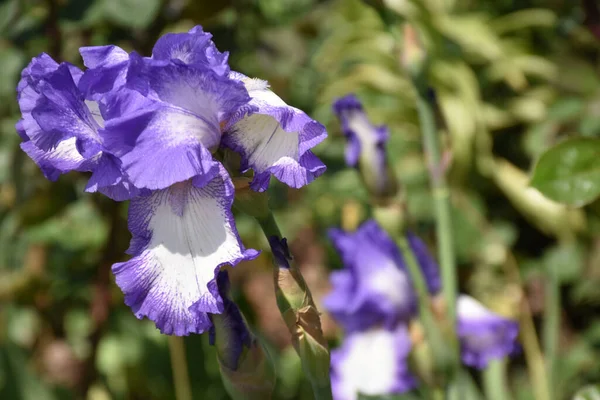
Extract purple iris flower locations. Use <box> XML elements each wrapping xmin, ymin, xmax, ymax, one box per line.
<box><xmin>457</xmin><ymin>295</ymin><xmax>520</xmax><ymax>369</ymax></box>
<box><xmin>323</xmin><ymin>220</ymin><xmax>440</xmax><ymax>332</ymax></box>
<box><xmin>332</xmin><ymin>94</ymin><xmax>396</xmax><ymax>197</ymax></box>
<box><xmin>15</xmin><ymin>26</ymin><xmax>327</xmax><ymax>336</ymax></box>
<box><xmin>330</xmin><ymin>324</ymin><xmax>417</xmax><ymax>400</ymax></box>
<box><xmin>16</xmin><ymin>53</ymin><xmax>141</xmax><ymax>201</ymax></box>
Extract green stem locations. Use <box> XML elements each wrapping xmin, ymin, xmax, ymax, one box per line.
<box><xmin>256</xmin><ymin>212</ymin><xmax>333</xmax><ymax>400</ymax></box>
<box><xmin>543</xmin><ymin>264</ymin><xmax>560</xmax><ymax>400</ymax></box>
<box><xmin>483</xmin><ymin>359</ymin><xmax>511</xmax><ymax>400</ymax></box>
<box><xmin>415</xmin><ymin>89</ymin><xmax>459</xmax><ymax>360</ymax></box>
<box><xmin>168</xmin><ymin>336</ymin><xmax>193</xmax><ymax>400</ymax></box>
<box><xmin>397</xmin><ymin>236</ymin><xmax>451</xmax><ymax>377</ymax></box>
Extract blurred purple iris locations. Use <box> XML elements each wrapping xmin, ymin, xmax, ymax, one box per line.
<box><xmin>332</xmin><ymin>94</ymin><xmax>397</xmax><ymax>198</ymax></box>
<box><xmin>16</xmin><ymin>26</ymin><xmax>327</xmax><ymax>336</ymax></box>
<box><xmin>324</xmin><ymin>220</ymin><xmax>520</xmax><ymax>399</ymax></box>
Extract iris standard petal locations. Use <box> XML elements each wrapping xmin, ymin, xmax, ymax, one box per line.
<box><xmin>112</xmin><ymin>168</ymin><xmax>259</xmax><ymax>335</ymax></box>
<box><xmin>223</xmin><ymin>73</ymin><xmax>326</xmax><ymax>192</ymax></box>
<box><xmin>152</xmin><ymin>25</ymin><xmax>230</xmax><ymax>76</ymax></box>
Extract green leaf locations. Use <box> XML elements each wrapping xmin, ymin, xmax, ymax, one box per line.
<box><xmin>530</xmin><ymin>138</ymin><xmax>600</xmax><ymax>206</ymax></box>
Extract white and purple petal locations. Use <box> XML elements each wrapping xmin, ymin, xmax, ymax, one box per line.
<box><xmin>112</xmin><ymin>168</ymin><xmax>258</xmax><ymax>335</ymax></box>
<box><xmin>20</xmin><ymin>138</ymin><xmax>87</xmax><ymax>181</ymax></box>
<box><xmin>223</xmin><ymin>73</ymin><xmax>327</xmax><ymax>192</ymax></box>
<box><xmin>152</xmin><ymin>25</ymin><xmax>229</xmax><ymax>76</ymax></box>
<box><xmin>331</xmin><ymin>324</ymin><xmax>417</xmax><ymax>400</ymax></box>
<box><xmin>99</xmin><ymin>53</ymin><xmax>252</xmax><ymax>190</ymax></box>
<box><xmin>324</xmin><ymin>220</ymin><xmax>417</xmax><ymax>331</ymax></box>
<box><xmin>457</xmin><ymin>295</ymin><xmax>520</xmax><ymax>369</ymax></box>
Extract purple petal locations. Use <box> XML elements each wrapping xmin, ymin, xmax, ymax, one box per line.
<box><xmin>324</xmin><ymin>220</ymin><xmax>417</xmax><ymax>331</ymax></box>
<box><xmin>79</xmin><ymin>45</ymin><xmax>129</xmax><ymax>97</ymax></box>
<box><xmin>331</xmin><ymin>324</ymin><xmax>417</xmax><ymax>400</ymax></box>
<box><xmin>99</xmin><ymin>53</ymin><xmax>252</xmax><ymax>190</ymax></box>
<box><xmin>112</xmin><ymin>168</ymin><xmax>259</xmax><ymax>335</ymax></box>
<box><xmin>406</xmin><ymin>232</ymin><xmax>441</xmax><ymax>295</ymax></box>
<box><xmin>457</xmin><ymin>295</ymin><xmax>520</xmax><ymax>369</ymax></box>
<box><xmin>84</xmin><ymin>153</ymin><xmax>143</xmax><ymax>201</ymax></box>
<box><xmin>223</xmin><ymin>73</ymin><xmax>327</xmax><ymax>191</ymax></box>
<box><xmin>20</xmin><ymin>138</ymin><xmax>87</xmax><ymax>181</ymax></box>
<box><xmin>152</xmin><ymin>25</ymin><xmax>230</xmax><ymax>76</ymax></box>
<box><xmin>100</xmin><ymin>89</ymin><xmax>221</xmax><ymax>191</ymax></box>
<box><xmin>18</xmin><ymin>60</ymin><xmax>102</xmax><ymax>157</ymax></box>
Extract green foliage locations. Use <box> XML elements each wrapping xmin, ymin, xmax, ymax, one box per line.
<box><xmin>530</xmin><ymin>138</ymin><xmax>600</xmax><ymax>206</ymax></box>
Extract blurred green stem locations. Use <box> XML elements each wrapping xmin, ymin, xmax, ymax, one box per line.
<box><xmin>168</xmin><ymin>336</ymin><xmax>193</xmax><ymax>400</ymax></box>
<box><xmin>256</xmin><ymin>212</ymin><xmax>333</xmax><ymax>400</ymax></box>
<box><xmin>396</xmin><ymin>236</ymin><xmax>449</xmax><ymax>374</ymax></box>
<box><xmin>414</xmin><ymin>88</ymin><xmax>459</xmax><ymax>361</ymax></box>
<box><xmin>543</xmin><ymin>263</ymin><xmax>560</xmax><ymax>400</ymax></box>
<box><xmin>483</xmin><ymin>359</ymin><xmax>511</xmax><ymax>400</ymax></box>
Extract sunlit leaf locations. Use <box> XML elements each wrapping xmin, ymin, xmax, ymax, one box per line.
<box><xmin>530</xmin><ymin>138</ymin><xmax>600</xmax><ymax>206</ymax></box>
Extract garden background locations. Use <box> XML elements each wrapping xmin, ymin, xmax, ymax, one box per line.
<box><xmin>1</xmin><ymin>0</ymin><xmax>600</xmax><ymax>399</ymax></box>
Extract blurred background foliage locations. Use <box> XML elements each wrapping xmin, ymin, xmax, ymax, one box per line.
<box><xmin>1</xmin><ymin>0</ymin><xmax>600</xmax><ymax>399</ymax></box>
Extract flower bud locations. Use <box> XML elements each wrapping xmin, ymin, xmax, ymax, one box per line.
<box><xmin>210</xmin><ymin>271</ymin><xmax>275</xmax><ymax>400</ymax></box>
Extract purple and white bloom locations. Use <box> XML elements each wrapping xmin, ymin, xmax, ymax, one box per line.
<box><xmin>332</xmin><ymin>94</ymin><xmax>397</xmax><ymax>198</ymax></box>
<box><xmin>331</xmin><ymin>324</ymin><xmax>417</xmax><ymax>400</ymax></box>
<box><xmin>323</xmin><ymin>220</ymin><xmax>440</xmax><ymax>332</ymax></box>
<box><xmin>457</xmin><ymin>295</ymin><xmax>520</xmax><ymax>369</ymax></box>
<box><xmin>16</xmin><ymin>26</ymin><xmax>327</xmax><ymax>336</ymax></box>
<box><xmin>223</xmin><ymin>72</ymin><xmax>327</xmax><ymax>192</ymax></box>
<box><xmin>111</xmin><ymin>169</ymin><xmax>258</xmax><ymax>335</ymax></box>
<box><xmin>16</xmin><ymin>53</ymin><xmax>140</xmax><ymax>201</ymax></box>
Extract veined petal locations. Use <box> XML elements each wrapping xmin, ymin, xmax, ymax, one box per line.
<box><xmin>152</xmin><ymin>25</ymin><xmax>229</xmax><ymax>76</ymax></box>
<box><xmin>112</xmin><ymin>169</ymin><xmax>259</xmax><ymax>335</ymax></box>
<box><xmin>224</xmin><ymin>73</ymin><xmax>327</xmax><ymax>191</ymax></box>
<box><xmin>457</xmin><ymin>295</ymin><xmax>520</xmax><ymax>369</ymax></box>
<box><xmin>331</xmin><ymin>325</ymin><xmax>417</xmax><ymax>400</ymax></box>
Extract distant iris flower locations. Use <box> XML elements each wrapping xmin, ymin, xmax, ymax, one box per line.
<box><xmin>330</xmin><ymin>324</ymin><xmax>417</xmax><ymax>400</ymax></box>
<box><xmin>324</xmin><ymin>220</ymin><xmax>440</xmax><ymax>331</ymax></box>
<box><xmin>332</xmin><ymin>94</ymin><xmax>397</xmax><ymax>198</ymax></box>
<box><xmin>16</xmin><ymin>26</ymin><xmax>327</xmax><ymax>335</ymax></box>
<box><xmin>324</xmin><ymin>220</ymin><xmax>520</xmax><ymax>398</ymax></box>
<box><xmin>457</xmin><ymin>295</ymin><xmax>520</xmax><ymax>369</ymax></box>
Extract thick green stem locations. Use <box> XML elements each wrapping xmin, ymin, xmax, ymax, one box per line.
<box><xmin>168</xmin><ymin>336</ymin><xmax>192</xmax><ymax>400</ymax></box>
<box><xmin>256</xmin><ymin>212</ymin><xmax>333</xmax><ymax>400</ymax></box>
<box><xmin>543</xmin><ymin>264</ymin><xmax>560</xmax><ymax>400</ymax></box>
<box><xmin>483</xmin><ymin>359</ymin><xmax>511</xmax><ymax>400</ymax></box>
<box><xmin>415</xmin><ymin>90</ymin><xmax>459</xmax><ymax>360</ymax></box>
